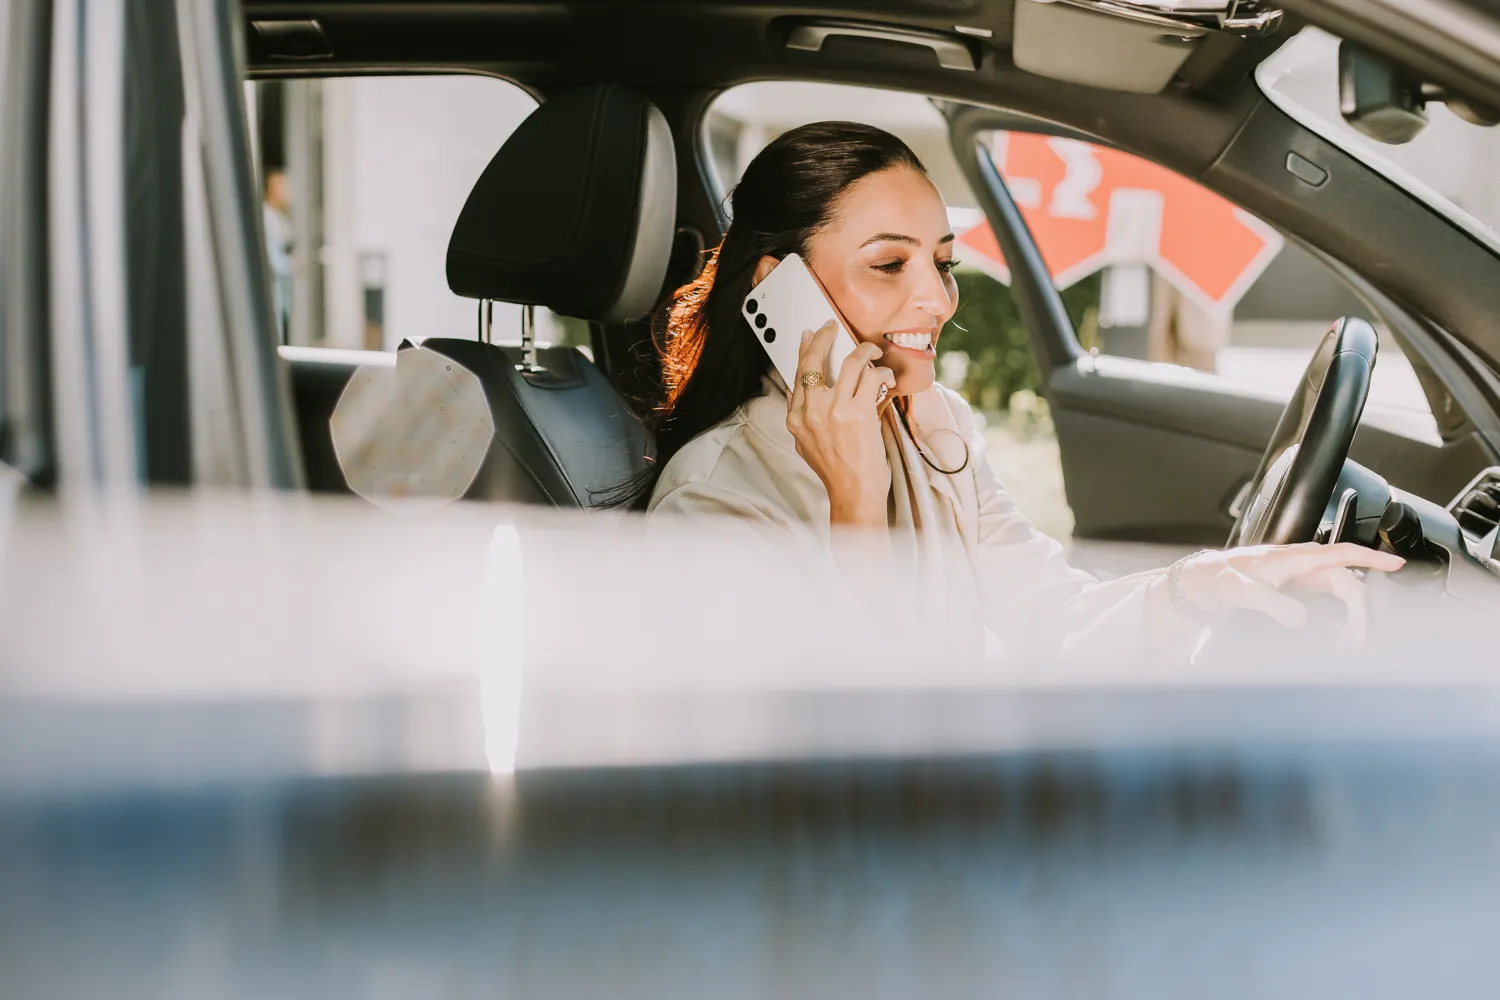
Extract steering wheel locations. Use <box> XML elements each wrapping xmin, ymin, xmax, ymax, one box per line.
<box><xmin>1228</xmin><ymin>317</ymin><xmax>1378</xmax><ymax>548</ymax></box>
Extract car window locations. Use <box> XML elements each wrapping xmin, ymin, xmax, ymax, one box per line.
<box><xmin>706</xmin><ymin>82</ymin><xmax>1074</xmax><ymax>541</ymax></box>
<box><xmin>707</xmin><ymin>84</ymin><xmax>1446</xmax><ymax>545</ymax></box>
<box><xmin>245</xmin><ymin>75</ymin><xmax>587</xmax><ymax>353</ymax></box>
<box><xmin>969</xmin><ymin>128</ymin><xmax>1438</xmax><ymax>437</ymax></box>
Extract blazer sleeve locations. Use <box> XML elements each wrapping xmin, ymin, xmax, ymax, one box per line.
<box><xmin>958</xmin><ymin>407</ymin><xmax>1180</xmax><ymax>663</ymax></box>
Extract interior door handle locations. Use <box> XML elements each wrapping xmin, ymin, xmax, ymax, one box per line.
<box><xmin>785</xmin><ymin>21</ymin><xmax>978</xmax><ymax>71</ymax></box>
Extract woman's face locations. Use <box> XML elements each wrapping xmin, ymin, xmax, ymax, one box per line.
<box><xmin>800</xmin><ymin>166</ymin><xmax>959</xmax><ymax>396</ymax></box>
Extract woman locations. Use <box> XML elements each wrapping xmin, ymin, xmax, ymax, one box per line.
<box><xmin>635</xmin><ymin>122</ymin><xmax>1401</xmax><ymax>662</ymax></box>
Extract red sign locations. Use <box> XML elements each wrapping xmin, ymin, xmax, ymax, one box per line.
<box><xmin>957</xmin><ymin>132</ymin><xmax>1283</xmax><ymax>315</ymax></box>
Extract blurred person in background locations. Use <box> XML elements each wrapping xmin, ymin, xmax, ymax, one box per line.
<box><xmin>629</xmin><ymin>122</ymin><xmax>1401</xmax><ymax>662</ymax></box>
<box><xmin>263</xmin><ymin>167</ymin><xmax>294</xmax><ymax>343</ymax></box>
<box><xmin>1148</xmin><ymin>272</ymin><xmax>1229</xmax><ymax>373</ymax></box>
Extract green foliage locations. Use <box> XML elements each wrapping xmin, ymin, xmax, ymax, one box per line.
<box><xmin>939</xmin><ymin>267</ymin><xmax>1102</xmax><ymax>412</ymax></box>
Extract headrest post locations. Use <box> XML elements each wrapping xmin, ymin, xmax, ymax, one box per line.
<box><xmin>520</xmin><ymin>304</ymin><xmax>540</xmax><ymax>371</ymax></box>
<box><xmin>478</xmin><ymin>299</ymin><xmax>495</xmax><ymax>345</ymax></box>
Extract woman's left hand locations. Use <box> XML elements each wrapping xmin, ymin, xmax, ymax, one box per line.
<box><xmin>1169</xmin><ymin>542</ymin><xmax>1406</xmax><ymax>648</ymax></box>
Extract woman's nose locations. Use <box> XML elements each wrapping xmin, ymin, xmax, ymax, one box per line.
<box><xmin>909</xmin><ymin>261</ymin><xmax>953</xmax><ymax>316</ymax></box>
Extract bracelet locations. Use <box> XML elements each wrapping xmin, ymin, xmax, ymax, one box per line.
<box><xmin>1164</xmin><ymin>551</ymin><xmax>1221</xmax><ymax>626</ymax></box>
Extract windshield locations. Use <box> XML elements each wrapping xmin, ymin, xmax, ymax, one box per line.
<box><xmin>1257</xmin><ymin>26</ymin><xmax>1500</xmax><ymax>253</ymax></box>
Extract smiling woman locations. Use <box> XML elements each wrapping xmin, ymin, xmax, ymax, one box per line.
<box><xmin>639</xmin><ymin>120</ymin><xmax>1404</xmax><ymax>664</ymax></box>
<box><xmin>625</xmin><ymin>121</ymin><xmax>935</xmax><ymax>513</ymax></box>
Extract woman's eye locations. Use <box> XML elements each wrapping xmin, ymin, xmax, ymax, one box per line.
<box><xmin>936</xmin><ymin>258</ymin><xmax>961</xmax><ymax>274</ymax></box>
<box><xmin>873</xmin><ymin>260</ymin><xmax>905</xmax><ymax>274</ymax></box>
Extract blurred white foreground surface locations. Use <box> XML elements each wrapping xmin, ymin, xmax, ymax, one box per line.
<box><xmin>1</xmin><ymin>492</ymin><xmax>1497</xmax><ymax>789</ymax></box>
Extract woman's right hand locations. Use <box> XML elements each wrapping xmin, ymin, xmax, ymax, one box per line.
<box><xmin>786</xmin><ymin>320</ymin><xmax>896</xmax><ymax>529</ymax></box>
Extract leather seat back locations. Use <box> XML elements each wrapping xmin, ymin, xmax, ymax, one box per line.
<box><xmin>434</xmin><ymin>83</ymin><xmax>672</xmax><ymax>507</ymax></box>
<box><xmin>405</xmin><ymin>340</ymin><xmax>650</xmax><ymax>507</ymax></box>
<box><xmin>290</xmin><ymin>84</ymin><xmax>675</xmax><ymax>507</ymax></box>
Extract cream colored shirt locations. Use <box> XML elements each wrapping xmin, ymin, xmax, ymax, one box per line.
<box><xmin>648</xmin><ymin>375</ymin><xmax>1172</xmax><ymax>664</ymax></box>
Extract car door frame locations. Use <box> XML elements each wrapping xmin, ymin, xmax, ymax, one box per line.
<box><xmin>940</xmin><ymin>100</ymin><xmax>1500</xmax><ymax>544</ymax></box>
<box><xmin>12</xmin><ymin>0</ymin><xmax>304</xmax><ymax>496</ymax></box>
<box><xmin>1</xmin><ymin>0</ymin><xmax>54</xmax><ymax>488</ymax></box>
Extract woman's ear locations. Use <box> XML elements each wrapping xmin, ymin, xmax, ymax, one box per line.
<box><xmin>750</xmin><ymin>255</ymin><xmax>780</xmax><ymax>289</ymax></box>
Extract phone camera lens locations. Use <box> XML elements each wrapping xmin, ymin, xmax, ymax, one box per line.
<box><xmin>754</xmin><ymin>313</ymin><xmax>767</xmax><ymax>329</ymax></box>
<box><xmin>764</xmin><ymin>329</ymin><xmax>777</xmax><ymax>343</ymax></box>
<box><xmin>746</xmin><ymin>299</ymin><xmax>759</xmax><ymax>315</ymax></box>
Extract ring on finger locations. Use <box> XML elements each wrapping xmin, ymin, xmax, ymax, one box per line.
<box><xmin>875</xmin><ymin>384</ymin><xmax>890</xmax><ymax>405</ymax></box>
<box><xmin>799</xmin><ymin>370</ymin><xmax>827</xmax><ymax>390</ymax></box>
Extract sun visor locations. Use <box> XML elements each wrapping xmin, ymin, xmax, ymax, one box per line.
<box><xmin>1012</xmin><ymin>0</ymin><xmax>1209</xmax><ymax>94</ymax></box>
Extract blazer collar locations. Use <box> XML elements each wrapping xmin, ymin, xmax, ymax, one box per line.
<box><xmin>743</xmin><ymin>373</ymin><xmax>800</xmax><ymax>456</ymax></box>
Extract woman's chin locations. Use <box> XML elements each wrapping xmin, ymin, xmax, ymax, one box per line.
<box><xmin>892</xmin><ymin>366</ymin><xmax>935</xmax><ymax>397</ymax></box>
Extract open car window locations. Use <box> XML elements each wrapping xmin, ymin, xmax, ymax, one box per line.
<box><xmin>965</xmin><ymin>128</ymin><xmax>1438</xmax><ymax>437</ymax></box>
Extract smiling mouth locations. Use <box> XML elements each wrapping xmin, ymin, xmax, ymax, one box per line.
<box><xmin>883</xmin><ymin>331</ymin><xmax>936</xmax><ymax>355</ymax></box>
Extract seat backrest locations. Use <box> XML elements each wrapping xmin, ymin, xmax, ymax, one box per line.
<box><xmin>405</xmin><ymin>340</ymin><xmax>650</xmax><ymax>507</ymax></box>
<box><xmin>290</xmin><ymin>84</ymin><xmax>676</xmax><ymax>508</ymax></box>
<box><xmin>282</xmin><ymin>339</ymin><xmax>652</xmax><ymax>507</ymax></box>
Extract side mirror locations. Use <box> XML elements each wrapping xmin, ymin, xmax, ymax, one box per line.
<box><xmin>1339</xmin><ymin>43</ymin><xmax>1428</xmax><ymax>145</ymax></box>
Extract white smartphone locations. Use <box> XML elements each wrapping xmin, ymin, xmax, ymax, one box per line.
<box><xmin>741</xmin><ymin>253</ymin><xmax>859</xmax><ymax>387</ymax></box>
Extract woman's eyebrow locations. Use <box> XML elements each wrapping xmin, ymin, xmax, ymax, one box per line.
<box><xmin>860</xmin><ymin>232</ymin><xmax>957</xmax><ymax>248</ymax></box>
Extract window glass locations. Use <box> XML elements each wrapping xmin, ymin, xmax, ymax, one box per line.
<box><xmin>971</xmin><ymin>128</ymin><xmax>1437</xmax><ymax>438</ymax></box>
<box><xmin>707</xmin><ymin>82</ymin><xmax>1074</xmax><ymax>540</ymax></box>
<box><xmin>246</xmin><ymin>75</ymin><xmax>587</xmax><ymax>353</ymax></box>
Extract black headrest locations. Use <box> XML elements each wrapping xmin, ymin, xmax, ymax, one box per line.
<box><xmin>446</xmin><ymin>85</ymin><xmax>676</xmax><ymax>323</ymax></box>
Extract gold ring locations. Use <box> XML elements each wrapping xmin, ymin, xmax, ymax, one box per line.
<box><xmin>799</xmin><ymin>370</ymin><xmax>827</xmax><ymax>390</ymax></box>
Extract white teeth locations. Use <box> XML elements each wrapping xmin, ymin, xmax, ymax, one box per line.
<box><xmin>885</xmin><ymin>332</ymin><xmax>932</xmax><ymax>351</ymax></box>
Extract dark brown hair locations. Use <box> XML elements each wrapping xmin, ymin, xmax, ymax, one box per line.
<box><xmin>616</xmin><ymin>121</ymin><xmax>926</xmax><ymax>508</ymax></box>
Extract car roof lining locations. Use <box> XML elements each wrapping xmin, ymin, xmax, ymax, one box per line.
<box><xmin>241</xmin><ymin>1</ymin><xmax>1296</xmax><ymax>175</ymax></box>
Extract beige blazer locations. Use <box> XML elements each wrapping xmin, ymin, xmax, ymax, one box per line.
<box><xmin>648</xmin><ymin>374</ymin><xmax>1169</xmax><ymax>663</ymax></box>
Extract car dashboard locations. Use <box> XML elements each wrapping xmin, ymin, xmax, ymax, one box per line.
<box><xmin>1448</xmin><ymin>468</ymin><xmax>1500</xmax><ymax>564</ymax></box>
<box><xmin>1386</xmin><ymin>465</ymin><xmax>1500</xmax><ymax>615</ymax></box>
